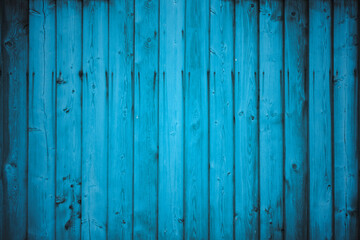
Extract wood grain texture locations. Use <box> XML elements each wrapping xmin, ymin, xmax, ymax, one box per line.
<box><xmin>82</xmin><ymin>1</ymin><xmax>108</xmax><ymax>239</ymax></box>
<box><xmin>333</xmin><ymin>0</ymin><xmax>359</xmax><ymax>239</ymax></box>
<box><xmin>1</xmin><ymin>0</ymin><xmax>28</xmax><ymax>239</ymax></box>
<box><xmin>284</xmin><ymin>0</ymin><xmax>308</xmax><ymax>239</ymax></box>
<box><xmin>158</xmin><ymin>0</ymin><xmax>184</xmax><ymax>239</ymax></box>
<box><xmin>56</xmin><ymin>0</ymin><xmax>82</xmax><ymax>238</ymax></box>
<box><xmin>259</xmin><ymin>0</ymin><xmax>284</xmax><ymax>239</ymax></box>
<box><xmin>209</xmin><ymin>0</ymin><xmax>234</xmax><ymax>239</ymax></box>
<box><xmin>108</xmin><ymin>0</ymin><xmax>134</xmax><ymax>239</ymax></box>
<box><xmin>28</xmin><ymin>0</ymin><xmax>56</xmax><ymax>239</ymax></box>
<box><xmin>234</xmin><ymin>0</ymin><xmax>259</xmax><ymax>239</ymax></box>
<box><xmin>133</xmin><ymin>0</ymin><xmax>159</xmax><ymax>239</ymax></box>
<box><xmin>184</xmin><ymin>0</ymin><xmax>209</xmax><ymax>238</ymax></box>
<box><xmin>309</xmin><ymin>0</ymin><xmax>333</xmax><ymax>239</ymax></box>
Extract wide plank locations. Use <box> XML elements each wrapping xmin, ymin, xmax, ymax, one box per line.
<box><xmin>234</xmin><ymin>0</ymin><xmax>259</xmax><ymax>239</ymax></box>
<box><xmin>28</xmin><ymin>0</ymin><xmax>56</xmax><ymax>238</ymax></box>
<box><xmin>158</xmin><ymin>0</ymin><xmax>185</xmax><ymax>239</ymax></box>
<box><xmin>1</xmin><ymin>0</ymin><xmax>28</xmax><ymax>239</ymax></box>
<box><xmin>309</xmin><ymin>0</ymin><xmax>333</xmax><ymax>239</ymax></box>
<box><xmin>133</xmin><ymin>0</ymin><xmax>159</xmax><ymax>239</ymax></box>
<box><xmin>259</xmin><ymin>0</ymin><xmax>284</xmax><ymax>239</ymax></box>
<box><xmin>333</xmin><ymin>0</ymin><xmax>359</xmax><ymax>239</ymax></box>
<box><xmin>82</xmin><ymin>1</ymin><xmax>109</xmax><ymax>239</ymax></box>
<box><xmin>108</xmin><ymin>0</ymin><xmax>134</xmax><ymax>239</ymax></box>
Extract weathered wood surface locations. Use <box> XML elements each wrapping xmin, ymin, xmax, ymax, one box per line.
<box><xmin>158</xmin><ymin>0</ymin><xmax>185</xmax><ymax>239</ymax></box>
<box><xmin>28</xmin><ymin>0</ymin><xmax>56</xmax><ymax>239</ymax></box>
<box><xmin>309</xmin><ymin>0</ymin><xmax>333</xmax><ymax>239</ymax></box>
<box><xmin>209</xmin><ymin>0</ymin><xmax>235</xmax><ymax>239</ymax></box>
<box><xmin>108</xmin><ymin>0</ymin><xmax>134</xmax><ymax>239</ymax></box>
<box><xmin>184</xmin><ymin>0</ymin><xmax>209</xmax><ymax>239</ymax></box>
<box><xmin>259</xmin><ymin>0</ymin><xmax>284</xmax><ymax>239</ymax></box>
<box><xmin>284</xmin><ymin>0</ymin><xmax>308</xmax><ymax>239</ymax></box>
<box><xmin>56</xmin><ymin>0</ymin><xmax>82</xmax><ymax>238</ymax></box>
<box><xmin>0</xmin><ymin>1</ymin><xmax>358</xmax><ymax>239</ymax></box>
<box><xmin>333</xmin><ymin>0</ymin><xmax>359</xmax><ymax>239</ymax></box>
<box><xmin>234</xmin><ymin>0</ymin><xmax>259</xmax><ymax>239</ymax></box>
<box><xmin>82</xmin><ymin>0</ymin><xmax>108</xmax><ymax>239</ymax></box>
<box><xmin>133</xmin><ymin>0</ymin><xmax>159</xmax><ymax>239</ymax></box>
<box><xmin>1</xmin><ymin>0</ymin><xmax>28</xmax><ymax>239</ymax></box>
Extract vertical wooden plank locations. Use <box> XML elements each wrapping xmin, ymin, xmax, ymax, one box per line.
<box><xmin>108</xmin><ymin>0</ymin><xmax>134</xmax><ymax>239</ymax></box>
<box><xmin>259</xmin><ymin>0</ymin><xmax>284</xmax><ymax>239</ymax></box>
<box><xmin>134</xmin><ymin>0</ymin><xmax>159</xmax><ymax>239</ymax></box>
<box><xmin>209</xmin><ymin>0</ymin><xmax>234</xmax><ymax>238</ymax></box>
<box><xmin>82</xmin><ymin>0</ymin><xmax>108</xmax><ymax>239</ymax></box>
<box><xmin>1</xmin><ymin>0</ymin><xmax>28</xmax><ymax>239</ymax></box>
<box><xmin>28</xmin><ymin>0</ymin><xmax>56</xmax><ymax>239</ymax></box>
<box><xmin>56</xmin><ymin>0</ymin><xmax>82</xmax><ymax>238</ymax></box>
<box><xmin>0</xmin><ymin>2</ymin><xmax>3</xmax><ymax>236</ymax></box>
<box><xmin>309</xmin><ymin>0</ymin><xmax>333</xmax><ymax>239</ymax></box>
<box><xmin>284</xmin><ymin>0</ymin><xmax>308</xmax><ymax>239</ymax></box>
<box><xmin>158</xmin><ymin>0</ymin><xmax>184</xmax><ymax>239</ymax></box>
<box><xmin>184</xmin><ymin>0</ymin><xmax>209</xmax><ymax>238</ymax></box>
<box><xmin>234</xmin><ymin>0</ymin><xmax>259</xmax><ymax>239</ymax></box>
<box><xmin>333</xmin><ymin>0</ymin><xmax>359</xmax><ymax>239</ymax></box>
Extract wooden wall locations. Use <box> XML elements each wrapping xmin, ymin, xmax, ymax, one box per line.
<box><xmin>0</xmin><ymin>0</ymin><xmax>359</xmax><ymax>239</ymax></box>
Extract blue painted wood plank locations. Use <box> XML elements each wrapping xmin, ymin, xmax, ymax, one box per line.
<box><xmin>259</xmin><ymin>0</ymin><xmax>284</xmax><ymax>239</ymax></box>
<box><xmin>333</xmin><ymin>0</ymin><xmax>359</xmax><ymax>239</ymax></box>
<box><xmin>28</xmin><ymin>0</ymin><xmax>56</xmax><ymax>238</ymax></box>
<box><xmin>134</xmin><ymin>0</ymin><xmax>159</xmax><ymax>239</ymax></box>
<box><xmin>1</xmin><ymin>1</ymin><xmax>28</xmax><ymax>239</ymax></box>
<box><xmin>309</xmin><ymin>0</ymin><xmax>333</xmax><ymax>239</ymax></box>
<box><xmin>108</xmin><ymin>0</ymin><xmax>134</xmax><ymax>239</ymax></box>
<box><xmin>56</xmin><ymin>0</ymin><xmax>82</xmax><ymax>238</ymax></box>
<box><xmin>184</xmin><ymin>0</ymin><xmax>209</xmax><ymax>238</ymax></box>
<box><xmin>0</xmin><ymin>3</ymin><xmax>3</xmax><ymax>236</ymax></box>
<box><xmin>284</xmin><ymin>0</ymin><xmax>308</xmax><ymax>239</ymax></box>
<box><xmin>158</xmin><ymin>0</ymin><xmax>184</xmax><ymax>239</ymax></box>
<box><xmin>82</xmin><ymin>1</ymin><xmax>108</xmax><ymax>239</ymax></box>
<box><xmin>209</xmin><ymin>0</ymin><xmax>234</xmax><ymax>238</ymax></box>
<box><xmin>234</xmin><ymin>1</ymin><xmax>259</xmax><ymax>239</ymax></box>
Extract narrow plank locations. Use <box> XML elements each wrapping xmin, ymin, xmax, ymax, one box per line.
<box><xmin>309</xmin><ymin>0</ymin><xmax>333</xmax><ymax>239</ymax></box>
<box><xmin>0</xmin><ymin>2</ymin><xmax>3</xmax><ymax>236</ymax></box>
<box><xmin>133</xmin><ymin>0</ymin><xmax>159</xmax><ymax>239</ymax></box>
<box><xmin>56</xmin><ymin>0</ymin><xmax>82</xmax><ymax>238</ymax></box>
<box><xmin>108</xmin><ymin>0</ymin><xmax>134</xmax><ymax>239</ymax></box>
<box><xmin>1</xmin><ymin>0</ymin><xmax>28</xmax><ymax>239</ymax></box>
<box><xmin>234</xmin><ymin>0</ymin><xmax>259</xmax><ymax>239</ymax></box>
<box><xmin>259</xmin><ymin>0</ymin><xmax>284</xmax><ymax>239</ymax></box>
<box><xmin>333</xmin><ymin>0</ymin><xmax>359</xmax><ymax>239</ymax></box>
<box><xmin>284</xmin><ymin>0</ymin><xmax>308</xmax><ymax>239</ymax></box>
<box><xmin>28</xmin><ymin>0</ymin><xmax>56</xmax><ymax>239</ymax></box>
<box><xmin>82</xmin><ymin>1</ymin><xmax>108</xmax><ymax>239</ymax></box>
<box><xmin>158</xmin><ymin>0</ymin><xmax>184</xmax><ymax>239</ymax></box>
<box><xmin>184</xmin><ymin>0</ymin><xmax>209</xmax><ymax>238</ymax></box>
<box><xmin>209</xmin><ymin>0</ymin><xmax>234</xmax><ymax>238</ymax></box>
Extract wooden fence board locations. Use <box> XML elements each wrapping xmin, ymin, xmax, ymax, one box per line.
<box><xmin>259</xmin><ymin>0</ymin><xmax>284</xmax><ymax>239</ymax></box>
<box><xmin>234</xmin><ymin>0</ymin><xmax>259</xmax><ymax>239</ymax></box>
<box><xmin>56</xmin><ymin>0</ymin><xmax>82</xmax><ymax>238</ymax></box>
<box><xmin>158</xmin><ymin>0</ymin><xmax>185</xmax><ymax>239</ymax></box>
<box><xmin>333</xmin><ymin>0</ymin><xmax>359</xmax><ymax>239</ymax></box>
<box><xmin>108</xmin><ymin>0</ymin><xmax>134</xmax><ymax>239</ymax></box>
<box><xmin>309</xmin><ymin>0</ymin><xmax>333</xmax><ymax>239</ymax></box>
<box><xmin>1</xmin><ymin>0</ymin><xmax>28</xmax><ymax>239</ymax></box>
<box><xmin>133</xmin><ymin>0</ymin><xmax>159</xmax><ymax>239</ymax></box>
<box><xmin>28</xmin><ymin>0</ymin><xmax>56</xmax><ymax>238</ymax></box>
<box><xmin>184</xmin><ymin>0</ymin><xmax>209</xmax><ymax>239</ymax></box>
<box><xmin>81</xmin><ymin>1</ymin><xmax>109</xmax><ymax>239</ymax></box>
<box><xmin>209</xmin><ymin>0</ymin><xmax>235</xmax><ymax>238</ymax></box>
<box><xmin>284</xmin><ymin>0</ymin><xmax>308</xmax><ymax>239</ymax></box>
